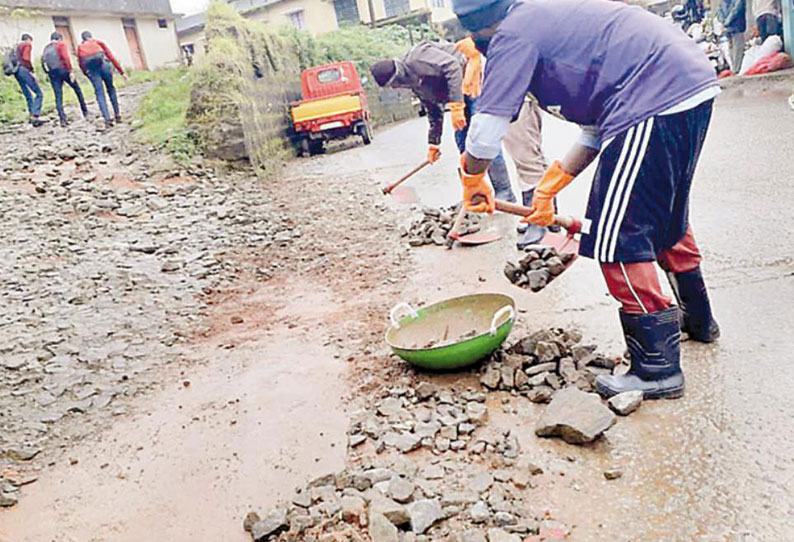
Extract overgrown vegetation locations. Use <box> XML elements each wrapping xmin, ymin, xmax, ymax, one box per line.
<box><xmin>134</xmin><ymin>68</ymin><xmax>197</xmax><ymax>162</ymax></box>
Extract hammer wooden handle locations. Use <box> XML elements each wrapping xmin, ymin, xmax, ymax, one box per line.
<box><xmin>382</xmin><ymin>160</ymin><xmax>431</xmax><ymax>195</ymax></box>
<box><xmin>493</xmin><ymin>199</ymin><xmax>579</xmax><ymax>233</ymax></box>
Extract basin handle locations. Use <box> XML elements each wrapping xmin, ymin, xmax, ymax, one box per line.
<box><xmin>490</xmin><ymin>305</ymin><xmax>515</xmax><ymax>336</ymax></box>
<box><xmin>390</xmin><ymin>302</ymin><xmax>419</xmax><ymax>328</ymax></box>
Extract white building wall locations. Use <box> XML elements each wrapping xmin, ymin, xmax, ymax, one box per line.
<box><xmin>0</xmin><ymin>13</ymin><xmax>57</xmax><ymax>53</ymax></box>
<box><xmin>0</xmin><ymin>11</ymin><xmax>178</xmax><ymax>70</ymax></box>
<box><xmin>69</xmin><ymin>15</ymin><xmax>133</xmax><ymax>68</ymax></box>
<box><xmin>136</xmin><ymin>17</ymin><xmax>181</xmax><ymax>68</ymax></box>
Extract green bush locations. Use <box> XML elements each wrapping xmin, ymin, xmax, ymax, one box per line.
<box><xmin>134</xmin><ymin>68</ymin><xmax>197</xmax><ymax>163</ymax></box>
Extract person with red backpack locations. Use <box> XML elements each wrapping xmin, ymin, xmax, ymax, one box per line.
<box><xmin>8</xmin><ymin>34</ymin><xmax>44</xmax><ymax>127</ymax></box>
<box><xmin>42</xmin><ymin>32</ymin><xmax>89</xmax><ymax>127</ymax></box>
<box><xmin>76</xmin><ymin>31</ymin><xmax>128</xmax><ymax>128</ymax></box>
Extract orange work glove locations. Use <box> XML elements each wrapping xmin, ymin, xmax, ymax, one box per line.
<box><xmin>449</xmin><ymin>102</ymin><xmax>467</xmax><ymax>131</ymax></box>
<box><xmin>455</xmin><ymin>37</ymin><xmax>483</xmax><ymax>98</ymax></box>
<box><xmin>427</xmin><ymin>144</ymin><xmax>441</xmax><ymax>164</ymax></box>
<box><xmin>525</xmin><ymin>160</ymin><xmax>575</xmax><ymax>226</ymax></box>
<box><xmin>459</xmin><ymin>154</ymin><xmax>495</xmax><ymax>214</ymax></box>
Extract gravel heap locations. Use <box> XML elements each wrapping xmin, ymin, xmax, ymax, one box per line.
<box><xmin>401</xmin><ymin>206</ymin><xmax>482</xmax><ymax>247</ymax></box>
<box><xmin>244</xmin><ymin>459</ymin><xmax>561</xmax><ymax>542</ymax></box>
<box><xmin>503</xmin><ymin>245</ymin><xmax>576</xmax><ymax>292</ymax></box>
<box><xmin>479</xmin><ymin>328</ymin><xmax>621</xmax><ymax>403</ymax></box>
<box><xmin>347</xmin><ymin>383</ymin><xmax>512</xmax><ymax>457</ymax></box>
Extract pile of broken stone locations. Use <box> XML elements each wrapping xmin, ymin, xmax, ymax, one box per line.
<box><xmin>245</xmin><ymin>458</ymin><xmax>564</xmax><ymax>542</ymax></box>
<box><xmin>245</xmin><ymin>328</ymin><xmax>644</xmax><ymax>541</ymax></box>
<box><xmin>401</xmin><ymin>206</ymin><xmax>481</xmax><ymax>247</ymax></box>
<box><xmin>503</xmin><ymin>246</ymin><xmax>576</xmax><ymax>292</ymax></box>
<box><xmin>346</xmin><ymin>383</ymin><xmax>509</xmax><ymax>457</ymax></box>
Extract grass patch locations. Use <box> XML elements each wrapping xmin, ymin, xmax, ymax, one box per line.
<box><xmin>0</xmin><ymin>67</ymin><xmax>180</xmax><ymax>125</ymax></box>
<box><xmin>134</xmin><ymin>68</ymin><xmax>197</xmax><ymax>163</ymax></box>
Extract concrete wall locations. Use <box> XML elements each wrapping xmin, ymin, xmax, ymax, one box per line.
<box><xmin>0</xmin><ymin>10</ymin><xmax>179</xmax><ymax>70</ymax></box>
<box><xmin>136</xmin><ymin>17</ymin><xmax>181</xmax><ymax>68</ymax></box>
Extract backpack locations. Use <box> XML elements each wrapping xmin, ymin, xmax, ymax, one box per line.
<box><xmin>41</xmin><ymin>43</ymin><xmax>62</xmax><ymax>72</ymax></box>
<box><xmin>3</xmin><ymin>48</ymin><xmax>19</xmax><ymax>76</ymax></box>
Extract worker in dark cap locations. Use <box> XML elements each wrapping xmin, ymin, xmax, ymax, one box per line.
<box><xmin>77</xmin><ymin>30</ymin><xmax>128</xmax><ymax>128</ymax></box>
<box><xmin>371</xmin><ymin>40</ymin><xmax>516</xmax><ymax>203</ymax></box>
<box><xmin>10</xmin><ymin>34</ymin><xmax>44</xmax><ymax>127</ymax></box>
<box><xmin>452</xmin><ymin>0</ymin><xmax>721</xmax><ymax>400</ymax></box>
<box><xmin>42</xmin><ymin>32</ymin><xmax>89</xmax><ymax>127</ymax></box>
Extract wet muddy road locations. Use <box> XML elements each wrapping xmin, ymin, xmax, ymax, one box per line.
<box><xmin>2</xmin><ymin>88</ymin><xmax>793</xmax><ymax>541</ymax></box>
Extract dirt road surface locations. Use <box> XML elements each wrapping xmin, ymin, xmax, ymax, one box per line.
<box><xmin>1</xmin><ymin>86</ymin><xmax>793</xmax><ymax>542</ymax></box>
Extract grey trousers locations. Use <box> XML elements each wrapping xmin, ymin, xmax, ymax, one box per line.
<box><xmin>503</xmin><ymin>100</ymin><xmax>548</xmax><ymax>192</ymax></box>
<box><xmin>729</xmin><ymin>32</ymin><xmax>745</xmax><ymax>73</ymax></box>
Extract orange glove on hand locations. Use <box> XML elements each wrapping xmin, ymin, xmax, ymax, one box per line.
<box><xmin>427</xmin><ymin>144</ymin><xmax>441</xmax><ymax>164</ymax></box>
<box><xmin>525</xmin><ymin>160</ymin><xmax>575</xmax><ymax>226</ymax></box>
<box><xmin>455</xmin><ymin>37</ymin><xmax>483</xmax><ymax>98</ymax></box>
<box><xmin>459</xmin><ymin>154</ymin><xmax>495</xmax><ymax>214</ymax></box>
<box><xmin>449</xmin><ymin>102</ymin><xmax>467</xmax><ymax>131</ymax></box>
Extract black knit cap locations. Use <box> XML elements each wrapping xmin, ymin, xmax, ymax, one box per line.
<box><xmin>371</xmin><ymin>60</ymin><xmax>397</xmax><ymax>87</ymax></box>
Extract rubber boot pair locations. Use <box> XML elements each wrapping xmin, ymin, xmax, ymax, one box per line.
<box><xmin>596</xmin><ymin>268</ymin><xmax>719</xmax><ymax>399</ymax></box>
<box><xmin>667</xmin><ymin>268</ymin><xmax>721</xmax><ymax>342</ymax></box>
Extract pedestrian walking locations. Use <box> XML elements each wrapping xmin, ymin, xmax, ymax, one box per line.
<box><xmin>719</xmin><ymin>0</ymin><xmax>747</xmax><ymax>73</ymax></box>
<box><xmin>370</xmin><ymin>40</ymin><xmax>516</xmax><ymax>202</ymax></box>
<box><xmin>753</xmin><ymin>0</ymin><xmax>782</xmax><ymax>41</ymax></box>
<box><xmin>77</xmin><ymin>31</ymin><xmax>128</xmax><ymax>128</ymax></box>
<box><xmin>10</xmin><ymin>34</ymin><xmax>44</xmax><ymax>127</ymax></box>
<box><xmin>452</xmin><ymin>0</ymin><xmax>721</xmax><ymax>399</ymax></box>
<box><xmin>41</xmin><ymin>32</ymin><xmax>88</xmax><ymax>127</ymax></box>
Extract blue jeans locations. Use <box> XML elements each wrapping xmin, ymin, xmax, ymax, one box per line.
<box><xmin>14</xmin><ymin>67</ymin><xmax>43</xmax><ymax>117</ymax></box>
<box><xmin>49</xmin><ymin>68</ymin><xmax>88</xmax><ymax>122</ymax></box>
<box><xmin>455</xmin><ymin>95</ymin><xmax>516</xmax><ymax>202</ymax></box>
<box><xmin>85</xmin><ymin>58</ymin><xmax>119</xmax><ymax>121</ymax></box>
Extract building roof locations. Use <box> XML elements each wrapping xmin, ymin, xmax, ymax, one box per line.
<box><xmin>0</xmin><ymin>0</ymin><xmax>173</xmax><ymax>16</ymax></box>
<box><xmin>176</xmin><ymin>11</ymin><xmax>207</xmax><ymax>34</ymax></box>
<box><xmin>176</xmin><ymin>0</ymin><xmax>278</xmax><ymax>35</ymax></box>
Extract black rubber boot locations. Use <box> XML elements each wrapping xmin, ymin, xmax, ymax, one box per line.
<box><xmin>595</xmin><ymin>307</ymin><xmax>685</xmax><ymax>400</ymax></box>
<box><xmin>666</xmin><ymin>268</ymin><xmax>720</xmax><ymax>343</ymax></box>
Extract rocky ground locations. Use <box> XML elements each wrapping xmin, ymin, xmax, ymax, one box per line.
<box><xmin>0</xmin><ymin>85</ymin><xmax>299</xmax><ymax>506</ymax></box>
<box><xmin>3</xmin><ymin>81</ymin><xmax>794</xmax><ymax>542</ymax></box>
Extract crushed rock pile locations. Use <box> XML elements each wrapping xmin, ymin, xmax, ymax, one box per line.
<box><xmin>400</xmin><ymin>206</ymin><xmax>482</xmax><ymax>247</ymax></box>
<box><xmin>347</xmin><ymin>383</ymin><xmax>520</xmax><ymax>458</ymax></box>
<box><xmin>244</xmin><ymin>459</ymin><xmax>566</xmax><ymax>542</ymax></box>
<box><xmin>503</xmin><ymin>246</ymin><xmax>576</xmax><ymax>292</ymax></box>
<box><xmin>479</xmin><ymin>328</ymin><xmax>622</xmax><ymax>403</ymax></box>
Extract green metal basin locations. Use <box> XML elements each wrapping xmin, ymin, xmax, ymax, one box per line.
<box><xmin>385</xmin><ymin>293</ymin><xmax>516</xmax><ymax>370</ymax></box>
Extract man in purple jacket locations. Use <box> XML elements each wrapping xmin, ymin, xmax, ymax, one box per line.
<box><xmin>452</xmin><ymin>0</ymin><xmax>722</xmax><ymax>399</ymax></box>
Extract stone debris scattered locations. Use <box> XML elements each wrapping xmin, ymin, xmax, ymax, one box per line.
<box><xmin>0</xmin><ymin>86</ymin><xmax>297</xmax><ymax>506</ymax></box>
<box><xmin>535</xmin><ymin>387</ymin><xmax>616</xmax><ymax>444</ymax></box>
<box><xmin>401</xmin><ymin>206</ymin><xmax>482</xmax><ymax>247</ymax></box>
<box><xmin>479</xmin><ymin>328</ymin><xmax>622</xmax><ymax>400</ymax></box>
<box><xmin>504</xmin><ymin>245</ymin><xmax>576</xmax><ymax>292</ymax></box>
<box><xmin>347</xmin><ymin>383</ymin><xmax>500</xmax><ymax>456</ymax></box>
<box><xmin>607</xmin><ymin>390</ymin><xmax>644</xmax><ymax>416</ymax></box>
<box><xmin>244</xmin><ymin>458</ymin><xmax>559</xmax><ymax>542</ymax></box>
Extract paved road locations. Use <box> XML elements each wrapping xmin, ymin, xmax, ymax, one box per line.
<box><xmin>360</xmin><ymin>89</ymin><xmax>794</xmax><ymax>541</ymax></box>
